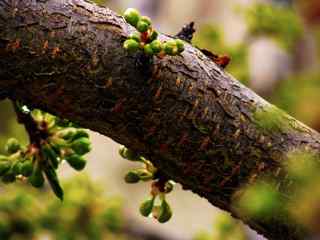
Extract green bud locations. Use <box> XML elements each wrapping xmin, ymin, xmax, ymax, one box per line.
<box><xmin>124</xmin><ymin>8</ymin><xmax>141</xmax><ymax>27</ymax></box>
<box><xmin>2</xmin><ymin>171</ymin><xmax>16</xmax><ymax>184</ymax></box>
<box><xmin>65</xmin><ymin>154</ymin><xmax>86</xmax><ymax>171</ymax></box>
<box><xmin>119</xmin><ymin>147</ymin><xmax>140</xmax><ymax>161</ymax></box>
<box><xmin>164</xmin><ymin>181</ymin><xmax>174</xmax><ymax>193</ymax></box>
<box><xmin>128</xmin><ymin>33</ymin><xmax>141</xmax><ymax>42</ymax></box>
<box><xmin>72</xmin><ymin>129</ymin><xmax>89</xmax><ymax>141</ymax></box>
<box><xmin>0</xmin><ymin>161</ymin><xmax>11</xmax><ymax>176</ymax></box>
<box><xmin>44</xmin><ymin>166</ymin><xmax>64</xmax><ymax>200</ymax></box>
<box><xmin>21</xmin><ymin>161</ymin><xmax>33</xmax><ymax>177</ymax></box>
<box><xmin>163</xmin><ymin>40</ymin><xmax>178</xmax><ymax>56</ymax></box>
<box><xmin>31</xmin><ymin>109</ymin><xmax>43</xmax><ymax>123</ymax></box>
<box><xmin>140</xmin><ymin>197</ymin><xmax>155</xmax><ymax>217</ymax></box>
<box><xmin>71</xmin><ymin>137</ymin><xmax>91</xmax><ymax>155</ymax></box>
<box><xmin>124</xmin><ymin>170</ymin><xmax>140</xmax><ymax>184</ymax></box>
<box><xmin>29</xmin><ymin>163</ymin><xmax>45</xmax><ymax>188</ymax></box>
<box><xmin>136</xmin><ymin>169</ymin><xmax>153</xmax><ymax>181</ymax></box>
<box><xmin>150</xmin><ymin>40</ymin><xmax>162</xmax><ymax>54</ymax></box>
<box><xmin>144</xmin><ymin>44</ymin><xmax>154</xmax><ymax>55</ymax></box>
<box><xmin>158</xmin><ymin>199</ymin><xmax>173</xmax><ymax>223</ymax></box>
<box><xmin>149</xmin><ymin>30</ymin><xmax>158</xmax><ymax>42</ymax></box>
<box><xmin>123</xmin><ymin>39</ymin><xmax>140</xmax><ymax>53</ymax></box>
<box><xmin>136</xmin><ymin>20</ymin><xmax>149</xmax><ymax>33</ymax></box>
<box><xmin>50</xmin><ymin>137</ymin><xmax>68</xmax><ymax>148</ymax></box>
<box><xmin>5</xmin><ymin>138</ymin><xmax>21</xmax><ymax>154</ymax></box>
<box><xmin>43</xmin><ymin>113</ymin><xmax>55</xmax><ymax>129</ymax></box>
<box><xmin>11</xmin><ymin>162</ymin><xmax>22</xmax><ymax>175</ymax></box>
<box><xmin>140</xmin><ymin>16</ymin><xmax>152</xmax><ymax>26</ymax></box>
<box><xmin>175</xmin><ymin>39</ymin><xmax>185</xmax><ymax>53</ymax></box>
<box><xmin>56</xmin><ymin>128</ymin><xmax>77</xmax><ymax>141</ymax></box>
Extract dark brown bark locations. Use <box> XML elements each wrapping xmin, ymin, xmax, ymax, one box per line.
<box><xmin>0</xmin><ymin>1</ymin><xmax>320</xmax><ymax>239</ymax></box>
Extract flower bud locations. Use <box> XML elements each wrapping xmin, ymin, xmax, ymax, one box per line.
<box><xmin>129</xmin><ymin>33</ymin><xmax>141</xmax><ymax>42</ymax></box>
<box><xmin>29</xmin><ymin>164</ymin><xmax>44</xmax><ymax>188</ymax></box>
<box><xmin>50</xmin><ymin>137</ymin><xmax>68</xmax><ymax>148</ymax></box>
<box><xmin>140</xmin><ymin>16</ymin><xmax>152</xmax><ymax>26</ymax></box>
<box><xmin>150</xmin><ymin>40</ymin><xmax>162</xmax><ymax>54</ymax></box>
<box><xmin>144</xmin><ymin>44</ymin><xmax>154</xmax><ymax>55</ymax></box>
<box><xmin>175</xmin><ymin>39</ymin><xmax>185</xmax><ymax>53</ymax></box>
<box><xmin>124</xmin><ymin>170</ymin><xmax>140</xmax><ymax>183</ymax></box>
<box><xmin>119</xmin><ymin>147</ymin><xmax>140</xmax><ymax>161</ymax></box>
<box><xmin>74</xmin><ymin>129</ymin><xmax>89</xmax><ymax>139</ymax></box>
<box><xmin>136</xmin><ymin>20</ymin><xmax>149</xmax><ymax>33</ymax></box>
<box><xmin>157</xmin><ymin>199</ymin><xmax>173</xmax><ymax>223</ymax></box>
<box><xmin>43</xmin><ymin>113</ymin><xmax>55</xmax><ymax>129</ymax></box>
<box><xmin>140</xmin><ymin>197</ymin><xmax>155</xmax><ymax>217</ymax></box>
<box><xmin>136</xmin><ymin>169</ymin><xmax>154</xmax><ymax>181</ymax></box>
<box><xmin>164</xmin><ymin>181</ymin><xmax>174</xmax><ymax>193</ymax></box>
<box><xmin>0</xmin><ymin>161</ymin><xmax>11</xmax><ymax>176</ymax></box>
<box><xmin>123</xmin><ymin>39</ymin><xmax>140</xmax><ymax>53</ymax></box>
<box><xmin>124</xmin><ymin>8</ymin><xmax>141</xmax><ymax>27</ymax></box>
<box><xmin>56</xmin><ymin>128</ymin><xmax>77</xmax><ymax>141</ymax></box>
<box><xmin>65</xmin><ymin>154</ymin><xmax>86</xmax><ymax>171</ymax></box>
<box><xmin>163</xmin><ymin>40</ymin><xmax>178</xmax><ymax>56</ymax></box>
<box><xmin>21</xmin><ymin>160</ymin><xmax>33</xmax><ymax>177</ymax></box>
<box><xmin>31</xmin><ymin>109</ymin><xmax>43</xmax><ymax>123</ymax></box>
<box><xmin>5</xmin><ymin>138</ymin><xmax>21</xmax><ymax>154</ymax></box>
<box><xmin>71</xmin><ymin>137</ymin><xmax>91</xmax><ymax>155</ymax></box>
<box><xmin>11</xmin><ymin>162</ymin><xmax>22</xmax><ymax>175</ymax></box>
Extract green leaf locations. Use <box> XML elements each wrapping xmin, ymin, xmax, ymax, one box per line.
<box><xmin>42</xmin><ymin>144</ymin><xmax>59</xmax><ymax>169</ymax></box>
<box><xmin>44</xmin><ymin>166</ymin><xmax>64</xmax><ymax>201</ymax></box>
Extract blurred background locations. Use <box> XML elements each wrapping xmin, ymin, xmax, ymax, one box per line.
<box><xmin>1</xmin><ymin>0</ymin><xmax>320</xmax><ymax>239</ymax></box>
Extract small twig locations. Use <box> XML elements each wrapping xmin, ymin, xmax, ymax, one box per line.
<box><xmin>175</xmin><ymin>22</ymin><xmax>196</xmax><ymax>43</ymax></box>
<box><xmin>11</xmin><ymin>101</ymin><xmax>44</xmax><ymax>146</ymax></box>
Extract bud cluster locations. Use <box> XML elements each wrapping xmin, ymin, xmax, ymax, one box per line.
<box><xmin>119</xmin><ymin>146</ymin><xmax>174</xmax><ymax>223</ymax></box>
<box><xmin>123</xmin><ymin>8</ymin><xmax>185</xmax><ymax>57</ymax></box>
<box><xmin>0</xmin><ymin>107</ymin><xmax>91</xmax><ymax>200</ymax></box>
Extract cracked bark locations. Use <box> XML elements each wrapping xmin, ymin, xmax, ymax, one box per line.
<box><xmin>0</xmin><ymin>1</ymin><xmax>320</xmax><ymax>239</ymax></box>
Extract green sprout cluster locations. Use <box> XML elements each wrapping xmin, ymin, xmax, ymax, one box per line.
<box><xmin>123</xmin><ymin>8</ymin><xmax>185</xmax><ymax>56</ymax></box>
<box><xmin>119</xmin><ymin>146</ymin><xmax>174</xmax><ymax>223</ymax></box>
<box><xmin>0</xmin><ymin>106</ymin><xmax>91</xmax><ymax>200</ymax></box>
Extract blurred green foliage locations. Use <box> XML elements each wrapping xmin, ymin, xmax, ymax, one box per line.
<box><xmin>193</xmin><ymin>25</ymin><xmax>250</xmax><ymax>85</ymax></box>
<box><xmin>193</xmin><ymin>212</ymin><xmax>247</xmax><ymax>240</ymax></box>
<box><xmin>0</xmin><ymin>101</ymin><xmax>27</xmax><ymax>155</ymax></box>
<box><xmin>272</xmin><ymin>71</ymin><xmax>320</xmax><ymax>128</ymax></box>
<box><xmin>0</xmin><ymin>175</ymin><xmax>131</xmax><ymax>240</ymax></box>
<box><xmin>245</xmin><ymin>3</ymin><xmax>303</xmax><ymax>51</ymax></box>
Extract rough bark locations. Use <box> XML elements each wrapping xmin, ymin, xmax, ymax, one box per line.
<box><xmin>0</xmin><ymin>1</ymin><xmax>320</xmax><ymax>239</ymax></box>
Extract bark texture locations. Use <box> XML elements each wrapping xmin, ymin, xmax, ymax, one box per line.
<box><xmin>1</xmin><ymin>1</ymin><xmax>320</xmax><ymax>239</ymax></box>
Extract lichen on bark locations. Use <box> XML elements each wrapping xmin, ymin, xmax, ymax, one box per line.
<box><xmin>1</xmin><ymin>0</ymin><xmax>320</xmax><ymax>239</ymax></box>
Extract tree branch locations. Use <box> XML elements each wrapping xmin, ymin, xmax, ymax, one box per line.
<box><xmin>0</xmin><ymin>1</ymin><xmax>319</xmax><ymax>239</ymax></box>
